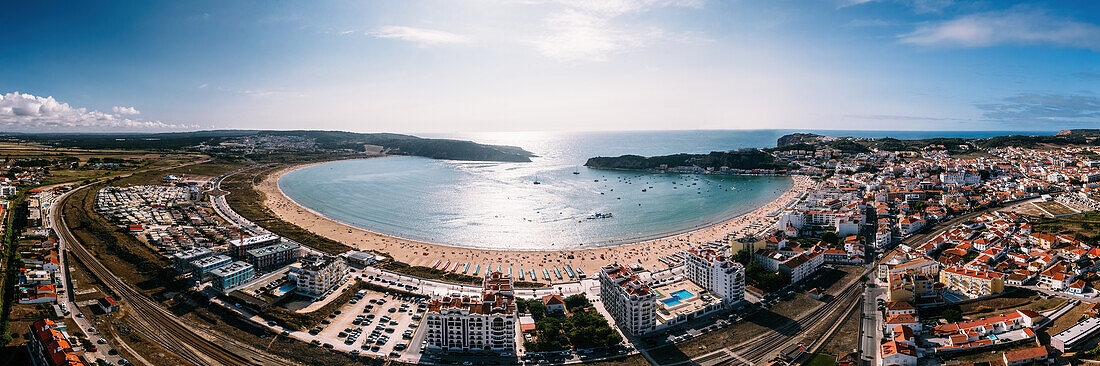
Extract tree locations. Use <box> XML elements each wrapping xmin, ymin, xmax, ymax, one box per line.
<box><xmin>527</xmin><ymin>300</ymin><xmax>548</xmax><ymax>321</ymax></box>
<box><xmin>564</xmin><ymin>295</ymin><xmax>590</xmax><ymax>311</ymax></box>
<box><xmin>733</xmin><ymin>249</ymin><xmax>752</xmax><ymax>266</ymax></box>
<box><xmin>820</xmin><ymin>232</ymin><xmax>840</xmax><ymax>246</ymax></box>
<box><xmin>942</xmin><ymin>309</ymin><xmax>962</xmax><ymax>323</ymax></box>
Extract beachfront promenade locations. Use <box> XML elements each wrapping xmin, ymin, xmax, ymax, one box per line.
<box><xmin>211</xmin><ymin>165</ymin><xmax>692</xmax><ymax>299</ymax></box>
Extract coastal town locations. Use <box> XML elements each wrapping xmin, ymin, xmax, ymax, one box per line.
<box><xmin>8</xmin><ymin>0</ymin><xmax>1100</xmax><ymax>365</ymax></box>
<box><xmin>4</xmin><ymin>130</ymin><xmax>1100</xmax><ymax>366</ymax></box>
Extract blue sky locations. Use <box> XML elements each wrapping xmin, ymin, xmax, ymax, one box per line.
<box><xmin>1</xmin><ymin>0</ymin><xmax>1098</xmax><ymax>133</ymax></box>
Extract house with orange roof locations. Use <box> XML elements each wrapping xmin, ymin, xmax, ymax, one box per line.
<box><xmin>880</xmin><ymin>340</ymin><xmax>918</xmax><ymax>366</ymax></box>
<box><xmin>939</xmin><ymin>266</ymin><xmax>1005</xmax><ymax>299</ymax></box>
<box><xmin>1067</xmin><ymin>279</ymin><xmax>1088</xmax><ymax>295</ymax></box>
<box><xmin>542</xmin><ymin>294</ymin><xmax>566</xmax><ymax>314</ymax></box>
<box><xmin>28</xmin><ymin>319</ymin><xmax>86</xmax><ymax>366</ymax></box>
<box><xmin>1038</xmin><ymin>262</ymin><xmax>1075</xmax><ymax>291</ymax></box>
<box><xmin>1001</xmin><ymin>345</ymin><xmax>1051</xmax><ymax>366</ymax></box>
<box><xmin>892</xmin><ymin>324</ymin><xmax>916</xmax><ymax>346</ymax></box>
<box><xmin>885</xmin><ymin>313</ymin><xmax>922</xmax><ymax>333</ymax></box>
<box><xmin>936</xmin><ymin>309</ymin><xmax>1041</xmax><ymax>334</ymax></box>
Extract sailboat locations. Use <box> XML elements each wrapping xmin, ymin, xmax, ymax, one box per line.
<box><xmin>533</xmin><ymin>175</ymin><xmax>541</xmax><ymax>185</ymax></box>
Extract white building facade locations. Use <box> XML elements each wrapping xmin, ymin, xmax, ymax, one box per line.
<box><xmin>685</xmin><ymin>245</ymin><xmax>746</xmax><ymax>304</ymax></box>
<box><xmin>598</xmin><ymin>264</ymin><xmax>657</xmax><ymax>335</ymax></box>
<box><xmin>423</xmin><ymin>272</ymin><xmax>517</xmax><ymax>352</ymax></box>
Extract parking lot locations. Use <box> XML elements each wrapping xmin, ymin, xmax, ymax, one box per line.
<box><xmin>288</xmin><ymin>284</ymin><xmax>428</xmax><ymax>360</ymax></box>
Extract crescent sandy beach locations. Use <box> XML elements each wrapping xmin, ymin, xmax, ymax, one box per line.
<box><xmin>257</xmin><ymin>161</ymin><xmax>816</xmax><ymax>283</ymax></box>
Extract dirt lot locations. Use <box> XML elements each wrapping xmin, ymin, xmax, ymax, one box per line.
<box><xmin>819</xmin><ymin>300</ymin><xmax>862</xmax><ymax>356</ymax></box>
<box><xmin>957</xmin><ymin>288</ymin><xmax>1067</xmax><ymax>320</ymax></box>
<box><xmin>1035</xmin><ymin>201</ymin><xmax>1077</xmax><ymax>216</ymax></box>
<box><xmin>1001</xmin><ymin>202</ymin><xmax>1049</xmax><ymax>218</ymax></box>
<box><xmin>943</xmin><ymin>341</ymin><xmax>1041</xmax><ymax>364</ymax></box>
<box><xmin>1047</xmin><ymin>302</ymin><xmax>1091</xmax><ymax>335</ymax></box>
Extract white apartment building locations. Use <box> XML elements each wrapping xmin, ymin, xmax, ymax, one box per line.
<box><xmin>780</xmin><ymin>251</ymin><xmax>823</xmax><ymax>284</ymax></box>
<box><xmin>229</xmin><ymin>234</ymin><xmax>282</xmax><ymax>258</ymax></box>
<box><xmin>424</xmin><ymin>271</ymin><xmax>517</xmax><ymax>352</ymax></box>
<box><xmin>939</xmin><ymin>169</ymin><xmax>981</xmax><ymax>186</ymax></box>
<box><xmin>599</xmin><ymin>264</ymin><xmax>657</xmax><ymax>335</ymax></box>
<box><xmin>685</xmin><ymin>245</ymin><xmax>745</xmax><ymax>304</ymax></box>
<box><xmin>290</xmin><ymin>254</ymin><xmax>348</xmax><ymax>298</ymax></box>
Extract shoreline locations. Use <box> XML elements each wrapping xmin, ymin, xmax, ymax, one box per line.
<box><xmin>277</xmin><ymin>158</ymin><xmax>794</xmax><ymax>250</ymax></box>
<box><xmin>257</xmin><ymin>158</ymin><xmax>816</xmax><ymax>281</ymax></box>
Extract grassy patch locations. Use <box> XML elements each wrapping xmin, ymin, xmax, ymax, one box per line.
<box><xmin>0</xmin><ymin>190</ymin><xmax>26</xmax><ymax>346</ymax></box>
<box><xmin>806</xmin><ymin>352</ymin><xmax>837</xmax><ymax>366</ymax></box>
<box><xmin>109</xmin><ymin>157</ymin><xmax>243</xmax><ymax>187</ymax></box>
<box><xmin>221</xmin><ymin>165</ymin><xmax>350</xmax><ymax>255</ymax></box>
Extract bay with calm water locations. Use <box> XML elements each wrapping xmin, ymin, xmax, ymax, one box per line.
<box><xmin>278</xmin><ymin>129</ymin><xmax>1053</xmax><ymax>250</ymax></box>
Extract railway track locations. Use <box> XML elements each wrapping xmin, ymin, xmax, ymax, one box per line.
<box><xmin>54</xmin><ymin>186</ymin><xmax>288</xmax><ymax>366</ymax></box>
<box><xmin>677</xmin><ymin>270</ymin><xmax>868</xmax><ymax>366</ymax></box>
<box><xmin>730</xmin><ymin>282</ymin><xmax>864</xmax><ymax>364</ymax></box>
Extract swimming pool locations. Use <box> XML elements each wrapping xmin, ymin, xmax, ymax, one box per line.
<box><xmin>661</xmin><ymin>290</ymin><xmax>695</xmax><ymax>306</ymax></box>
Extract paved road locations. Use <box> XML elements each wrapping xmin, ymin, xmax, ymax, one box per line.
<box><xmin>1022</xmin><ymin>284</ymin><xmax>1097</xmax><ymax>304</ymax></box>
<box><xmin>859</xmin><ymin>283</ymin><xmax>887</xmax><ymax>366</ymax></box>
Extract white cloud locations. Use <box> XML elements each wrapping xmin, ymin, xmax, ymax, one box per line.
<box><xmin>368</xmin><ymin>26</ymin><xmax>470</xmax><ymax>46</ymax></box>
<box><xmin>533</xmin><ymin>10</ymin><xmax>657</xmax><ymax>61</ymax></box>
<box><xmin>112</xmin><ymin>106</ymin><xmax>140</xmax><ymax>115</ymax></box>
<box><xmin>900</xmin><ymin>6</ymin><xmax>1100</xmax><ymax>50</ymax></box>
<box><xmin>836</xmin><ymin>0</ymin><xmax>877</xmax><ymax>8</ymax></box>
<box><xmin>0</xmin><ymin>92</ymin><xmax>196</xmax><ymax>131</ymax></box>
<box><xmin>909</xmin><ymin>0</ymin><xmax>954</xmax><ymax>14</ymax></box>
<box><xmin>550</xmin><ymin>0</ymin><xmax>703</xmax><ymax>16</ymax></box>
<box><xmin>199</xmin><ymin>83</ymin><xmax>208</xmax><ymax>89</ymax></box>
<box><xmin>529</xmin><ymin>0</ymin><xmax>697</xmax><ymax>61</ymax></box>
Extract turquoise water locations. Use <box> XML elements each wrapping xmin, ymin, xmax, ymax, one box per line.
<box><xmin>279</xmin><ymin>130</ymin><xmax>1052</xmax><ymax>250</ymax></box>
<box><xmin>662</xmin><ymin>290</ymin><xmax>696</xmax><ymax>306</ymax></box>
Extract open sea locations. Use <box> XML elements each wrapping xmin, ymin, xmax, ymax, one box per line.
<box><xmin>278</xmin><ymin>129</ymin><xmax>1053</xmax><ymax>250</ymax></box>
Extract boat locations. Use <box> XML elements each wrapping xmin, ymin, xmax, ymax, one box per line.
<box><xmin>586</xmin><ymin>212</ymin><xmax>613</xmax><ymax>219</ymax></box>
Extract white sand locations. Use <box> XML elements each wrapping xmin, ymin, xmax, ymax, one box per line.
<box><xmin>257</xmin><ymin>160</ymin><xmax>814</xmax><ymax>284</ymax></box>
